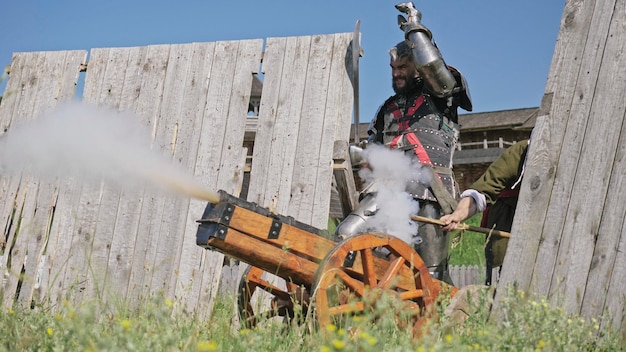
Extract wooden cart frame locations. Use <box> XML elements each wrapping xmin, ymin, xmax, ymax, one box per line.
<box><xmin>196</xmin><ymin>191</ymin><xmax>457</xmax><ymax>329</ymax></box>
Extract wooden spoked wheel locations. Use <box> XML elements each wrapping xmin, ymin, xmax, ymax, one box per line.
<box><xmin>237</xmin><ymin>265</ymin><xmax>308</xmax><ymax>328</ymax></box>
<box><xmin>311</xmin><ymin>232</ymin><xmax>452</xmax><ymax>331</ymax></box>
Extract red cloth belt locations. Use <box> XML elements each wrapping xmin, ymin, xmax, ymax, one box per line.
<box><xmin>480</xmin><ymin>188</ymin><xmax>520</xmax><ymax>227</ymax></box>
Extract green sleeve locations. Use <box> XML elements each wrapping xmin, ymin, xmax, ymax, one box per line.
<box><xmin>469</xmin><ymin>139</ymin><xmax>529</xmax><ymax>205</ymax></box>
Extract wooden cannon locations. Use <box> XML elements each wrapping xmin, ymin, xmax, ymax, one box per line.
<box><xmin>195</xmin><ymin>190</ymin><xmax>458</xmax><ymax>330</ymax></box>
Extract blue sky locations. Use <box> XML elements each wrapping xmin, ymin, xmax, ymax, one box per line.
<box><xmin>1</xmin><ymin>0</ymin><xmax>565</xmax><ymax>117</ymax></box>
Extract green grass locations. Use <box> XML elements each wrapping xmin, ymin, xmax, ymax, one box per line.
<box><xmin>1</xmin><ymin>287</ymin><xmax>623</xmax><ymax>351</ymax></box>
<box><xmin>448</xmin><ymin>213</ymin><xmax>486</xmax><ymax>266</ymax></box>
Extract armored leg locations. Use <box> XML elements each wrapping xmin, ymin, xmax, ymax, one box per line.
<box><xmin>414</xmin><ymin>201</ymin><xmax>453</xmax><ymax>285</ymax></box>
<box><xmin>336</xmin><ymin>196</ymin><xmax>453</xmax><ymax>285</ymax></box>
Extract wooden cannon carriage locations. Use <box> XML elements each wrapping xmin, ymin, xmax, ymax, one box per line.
<box><xmin>195</xmin><ymin>190</ymin><xmax>458</xmax><ymax>330</ymax></box>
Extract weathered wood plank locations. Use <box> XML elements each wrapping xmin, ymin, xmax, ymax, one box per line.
<box><xmin>332</xmin><ymin>140</ymin><xmax>359</xmax><ymax>218</ymax></box>
<box><xmin>541</xmin><ymin>0</ymin><xmax>620</xmax><ymax>314</ymax></box>
<box><xmin>580</xmin><ymin>0</ymin><xmax>626</xmax><ymax>323</ymax></box>
<box><xmin>42</xmin><ymin>49</ymin><xmax>99</xmax><ymax>305</ymax></box>
<box><xmin>586</xmin><ymin>114</ymin><xmax>626</xmax><ymax>332</ymax></box>
<box><xmin>1</xmin><ymin>51</ymin><xmax>85</xmax><ymax>308</ymax></box>
<box><xmin>497</xmin><ymin>0</ymin><xmax>594</xmax><ymax>294</ymax></box>
<box><xmin>249</xmin><ymin>36</ymin><xmax>310</xmax><ymax>215</ymax></box>
<box><xmin>0</xmin><ymin>53</ymin><xmax>43</xmax><ymax>268</ymax></box>
<box><xmin>166</xmin><ymin>41</ymin><xmax>219</xmax><ymax>312</ymax></box>
<box><xmin>143</xmin><ymin>43</ymin><xmax>196</xmax><ymax>297</ymax></box>
<box><xmin>528</xmin><ymin>0</ymin><xmax>598</xmax><ymax>297</ymax></box>
<box><xmin>14</xmin><ymin>50</ymin><xmax>75</xmax><ymax>306</ymax></box>
<box><xmin>1</xmin><ymin>52</ymin><xmax>39</xmax><ymax>288</ymax></box>
<box><xmin>124</xmin><ymin>44</ymin><xmax>171</xmax><ymax>301</ymax></box>
<box><xmin>248</xmin><ymin>33</ymin><xmax>353</xmax><ymax>230</ymax></box>
<box><xmin>2</xmin><ymin>179</ymin><xmax>39</xmax><ymax>307</ymax></box>
<box><xmin>0</xmin><ymin>53</ymin><xmax>23</xmax><ymax>133</ymax></box>
<box><xmin>102</xmin><ymin>46</ymin><xmax>149</xmax><ymax>301</ymax></box>
<box><xmin>245</xmin><ymin>37</ymin><xmax>285</xmax><ymax>207</ymax></box>
<box><xmin>497</xmin><ymin>0</ymin><xmax>626</xmax><ymax>335</ymax></box>
<box><xmin>289</xmin><ymin>34</ymin><xmax>335</xmax><ymax>226</ymax></box>
<box><xmin>52</xmin><ymin>47</ymin><xmax>111</xmax><ymax>305</ymax></box>
<box><xmin>79</xmin><ymin>47</ymin><xmax>132</xmax><ymax>303</ymax></box>
<box><xmin>27</xmin><ymin>50</ymin><xmax>87</xmax><ymax>306</ymax></box>
<box><xmin>184</xmin><ymin>39</ymin><xmax>263</xmax><ymax>317</ymax></box>
<box><xmin>308</xmin><ymin>33</ymin><xmax>354</xmax><ymax>227</ymax></box>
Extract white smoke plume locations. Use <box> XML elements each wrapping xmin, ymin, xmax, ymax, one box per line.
<box><xmin>358</xmin><ymin>143</ymin><xmax>431</xmax><ymax>246</ymax></box>
<box><xmin>0</xmin><ymin>101</ymin><xmax>210</xmax><ymax>198</ymax></box>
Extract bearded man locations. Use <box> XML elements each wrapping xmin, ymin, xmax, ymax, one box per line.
<box><xmin>336</xmin><ymin>39</ymin><xmax>472</xmax><ymax>284</ymax></box>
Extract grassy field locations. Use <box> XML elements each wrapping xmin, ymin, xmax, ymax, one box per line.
<box><xmin>1</xmin><ymin>287</ymin><xmax>623</xmax><ymax>351</ymax></box>
<box><xmin>3</xmin><ymin>214</ymin><xmax>623</xmax><ymax>351</ymax></box>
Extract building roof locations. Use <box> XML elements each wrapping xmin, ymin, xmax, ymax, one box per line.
<box><xmin>348</xmin><ymin>106</ymin><xmax>539</xmax><ymax>141</ymax></box>
<box><xmin>458</xmin><ymin>107</ymin><xmax>538</xmax><ymax>132</ymax></box>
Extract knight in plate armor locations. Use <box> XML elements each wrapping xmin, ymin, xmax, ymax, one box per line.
<box><xmin>336</xmin><ymin>2</ymin><xmax>472</xmax><ymax>284</ymax></box>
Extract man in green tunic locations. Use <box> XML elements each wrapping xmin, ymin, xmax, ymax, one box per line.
<box><xmin>440</xmin><ymin>139</ymin><xmax>529</xmax><ymax>285</ymax></box>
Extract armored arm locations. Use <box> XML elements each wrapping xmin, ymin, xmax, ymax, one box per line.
<box><xmin>395</xmin><ymin>2</ymin><xmax>456</xmax><ymax>98</ymax></box>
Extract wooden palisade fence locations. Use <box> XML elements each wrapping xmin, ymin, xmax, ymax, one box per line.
<box><xmin>0</xmin><ymin>33</ymin><xmax>356</xmax><ymax>319</ymax></box>
<box><xmin>496</xmin><ymin>0</ymin><xmax>626</xmax><ymax>338</ymax></box>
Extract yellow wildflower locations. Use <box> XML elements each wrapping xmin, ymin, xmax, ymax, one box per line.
<box><xmin>332</xmin><ymin>339</ymin><xmax>345</xmax><ymax>350</ymax></box>
<box><xmin>196</xmin><ymin>340</ymin><xmax>218</xmax><ymax>351</ymax></box>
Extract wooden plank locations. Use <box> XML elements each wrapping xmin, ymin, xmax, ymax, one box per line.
<box><xmin>332</xmin><ymin>140</ymin><xmax>359</xmax><ymax>218</ymax></box>
<box><xmin>101</xmin><ymin>46</ymin><xmax>149</xmax><ymax>301</ymax></box>
<box><xmin>52</xmin><ymin>47</ymin><xmax>111</xmax><ymax>305</ymax></box>
<box><xmin>1</xmin><ymin>50</ymin><xmax>85</xmax><ymax>307</ymax></box>
<box><xmin>166</xmin><ymin>41</ymin><xmax>219</xmax><ymax>311</ymax></box>
<box><xmin>1</xmin><ymin>52</ymin><xmax>52</xmax><ymax>307</ymax></box>
<box><xmin>15</xmin><ymin>50</ymin><xmax>85</xmax><ymax>307</ymax></box>
<box><xmin>2</xmin><ymin>180</ymin><xmax>39</xmax><ymax>307</ymax></box>
<box><xmin>528</xmin><ymin>0</ymin><xmax>601</xmax><ymax>297</ymax></box>
<box><xmin>602</xmin><ymin>213</ymin><xmax>626</xmax><ymax>334</ymax></box>
<box><xmin>35</xmin><ymin>51</ymin><xmax>88</xmax><ymax>305</ymax></box>
<box><xmin>308</xmin><ymin>33</ymin><xmax>354</xmax><ymax>228</ymax></box>
<box><xmin>0</xmin><ymin>53</ymin><xmax>23</xmax><ymax>132</ymax></box>
<box><xmin>289</xmin><ymin>34</ymin><xmax>335</xmax><ymax>226</ymax></box>
<box><xmin>143</xmin><ymin>43</ymin><xmax>195</xmax><ymax>297</ymax></box>
<box><xmin>245</xmin><ymin>37</ymin><xmax>285</xmax><ymax>206</ymax></box>
<box><xmin>183</xmin><ymin>39</ymin><xmax>263</xmax><ymax>317</ymax></box>
<box><xmin>0</xmin><ymin>53</ymin><xmax>43</xmax><ymax>255</ymax></box>
<box><xmin>1</xmin><ymin>52</ymin><xmax>38</xmax><ymax>284</ymax></box>
<box><xmin>327</xmin><ymin>32</ymin><xmax>355</xmax><ymax>142</ymax></box>
<box><xmin>586</xmin><ymin>114</ymin><xmax>626</xmax><ymax>331</ymax></box>
<box><xmin>0</xmin><ymin>52</ymin><xmax>38</xmax><ymax>133</ymax></box>
<box><xmin>580</xmin><ymin>0</ymin><xmax>626</xmax><ymax>322</ymax></box>
<box><xmin>496</xmin><ymin>0</ymin><xmax>596</xmax><ymax>296</ymax></box>
<box><xmin>249</xmin><ymin>36</ymin><xmax>310</xmax><ymax>215</ymax></box>
<box><xmin>78</xmin><ymin>47</ymin><xmax>132</xmax><ymax>303</ymax></box>
<box><xmin>45</xmin><ymin>47</ymin><xmax>108</xmax><ymax>305</ymax></box>
<box><xmin>124</xmin><ymin>44</ymin><xmax>171</xmax><ymax>301</ymax></box>
<box><xmin>543</xmin><ymin>0</ymin><xmax>619</xmax><ymax>313</ymax></box>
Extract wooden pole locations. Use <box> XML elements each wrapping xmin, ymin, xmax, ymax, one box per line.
<box><xmin>411</xmin><ymin>215</ymin><xmax>511</xmax><ymax>238</ymax></box>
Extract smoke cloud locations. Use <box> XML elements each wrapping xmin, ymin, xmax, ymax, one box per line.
<box><xmin>358</xmin><ymin>143</ymin><xmax>431</xmax><ymax>246</ymax></box>
<box><xmin>0</xmin><ymin>101</ymin><xmax>207</xmax><ymax>197</ymax></box>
